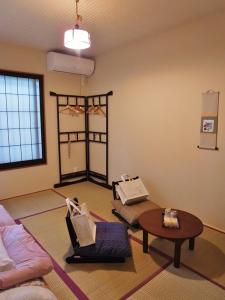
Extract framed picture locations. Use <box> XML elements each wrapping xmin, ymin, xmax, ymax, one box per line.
<box><xmin>202</xmin><ymin>119</ymin><xmax>214</xmax><ymax>133</ymax></box>
<box><xmin>201</xmin><ymin>117</ymin><xmax>218</xmax><ymax>134</ymax></box>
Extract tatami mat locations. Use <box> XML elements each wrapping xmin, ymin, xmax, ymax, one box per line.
<box><xmin>2</xmin><ymin>182</ymin><xmax>225</xmax><ymax>299</ymax></box>
<box><xmin>127</xmin><ymin>264</ymin><xmax>225</xmax><ymax>300</ymax></box>
<box><xmin>135</xmin><ymin>226</ymin><xmax>225</xmax><ymax>288</ymax></box>
<box><xmin>0</xmin><ymin>189</ymin><xmax>65</xmax><ymax>219</ymax></box>
<box><xmin>57</xmin><ymin>182</ymin><xmax>225</xmax><ymax>288</ymax></box>
<box><xmin>55</xmin><ymin>182</ymin><xmax>119</xmax><ymax>222</ymax></box>
<box><xmin>44</xmin><ymin>270</ymin><xmax>78</xmax><ymax>300</ymax></box>
<box><xmin>21</xmin><ymin>206</ymin><xmax>169</xmax><ymax>300</ymax></box>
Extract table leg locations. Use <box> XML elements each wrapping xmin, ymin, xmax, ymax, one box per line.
<box><xmin>143</xmin><ymin>230</ymin><xmax>148</xmax><ymax>253</ymax></box>
<box><xmin>174</xmin><ymin>241</ymin><xmax>182</xmax><ymax>268</ymax></box>
<box><xmin>189</xmin><ymin>238</ymin><xmax>195</xmax><ymax>250</ymax></box>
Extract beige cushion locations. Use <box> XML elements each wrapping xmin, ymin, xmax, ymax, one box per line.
<box><xmin>111</xmin><ymin>199</ymin><xmax>160</xmax><ymax>225</ymax></box>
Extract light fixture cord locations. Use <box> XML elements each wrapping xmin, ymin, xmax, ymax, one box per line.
<box><xmin>75</xmin><ymin>0</ymin><xmax>82</xmax><ymax>25</ymax></box>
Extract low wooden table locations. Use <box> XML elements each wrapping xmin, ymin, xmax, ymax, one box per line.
<box><xmin>139</xmin><ymin>208</ymin><xmax>203</xmax><ymax>268</ymax></box>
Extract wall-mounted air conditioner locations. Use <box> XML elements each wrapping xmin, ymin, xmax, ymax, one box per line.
<box><xmin>47</xmin><ymin>52</ymin><xmax>95</xmax><ymax>76</ymax></box>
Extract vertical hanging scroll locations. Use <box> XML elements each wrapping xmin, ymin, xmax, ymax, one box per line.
<box><xmin>198</xmin><ymin>90</ymin><xmax>219</xmax><ymax>150</ymax></box>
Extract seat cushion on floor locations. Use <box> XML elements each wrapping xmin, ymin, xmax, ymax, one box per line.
<box><xmin>0</xmin><ymin>224</ymin><xmax>53</xmax><ymax>289</ymax></box>
<box><xmin>111</xmin><ymin>199</ymin><xmax>160</xmax><ymax>225</ymax></box>
<box><xmin>74</xmin><ymin>222</ymin><xmax>131</xmax><ymax>258</ymax></box>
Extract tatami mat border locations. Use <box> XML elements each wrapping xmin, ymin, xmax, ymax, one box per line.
<box><xmin>52</xmin><ymin>188</ymin><xmax>225</xmax><ymax>291</ymax></box>
<box><xmin>119</xmin><ymin>260</ymin><xmax>172</xmax><ymax>300</ymax></box>
<box><xmin>131</xmin><ymin>236</ymin><xmax>225</xmax><ymax>291</ymax></box>
<box><xmin>181</xmin><ymin>263</ymin><xmax>225</xmax><ymax>291</ymax></box>
<box><xmin>16</xmin><ymin>201</ymin><xmax>225</xmax><ymax>294</ymax></box>
<box><xmin>8</xmin><ymin>187</ymin><xmax>224</xmax><ymax>298</ymax></box>
<box><xmin>52</xmin><ymin>188</ymin><xmax>225</xmax><ymax>235</ymax></box>
<box><xmin>17</xmin><ymin>211</ymin><xmax>171</xmax><ymax>300</ymax></box>
<box><xmin>15</xmin><ymin>204</ymin><xmax>67</xmax><ymax>221</ymax></box>
<box><xmin>16</xmin><ymin>219</ymin><xmax>89</xmax><ymax>300</ymax></box>
<box><xmin>204</xmin><ymin>224</ymin><xmax>225</xmax><ymax>234</ymax></box>
<box><xmin>0</xmin><ymin>188</ymin><xmax>52</xmax><ymax>201</ymax></box>
<box><xmin>16</xmin><ymin>203</ymin><xmax>173</xmax><ymax>299</ymax></box>
<box><xmin>3</xmin><ymin>188</ymin><xmax>224</xmax><ymax>236</ymax></box>
<box><xmin>51</xmin><ymin>188</ymin><xmax>69</xmax><ymax>199</ymax></box>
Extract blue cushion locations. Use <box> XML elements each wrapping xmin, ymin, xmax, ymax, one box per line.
<box><xmin>75</xmin><ymin>222</ymin><xmax>131</xmax><ymax>257</ymax></box>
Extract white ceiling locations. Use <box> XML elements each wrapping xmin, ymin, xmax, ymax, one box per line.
<box><xmin>0</xmin><ymin>0</ymin><xmax>225</xmax><ymax>58</ymax></box>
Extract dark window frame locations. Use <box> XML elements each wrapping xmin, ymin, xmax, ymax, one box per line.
<box><xmin>0</xmin><ymin>69</ymin><xmax>46</xmax><ymax>170</ymax></box>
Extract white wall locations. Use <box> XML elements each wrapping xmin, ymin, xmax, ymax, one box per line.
<box><xmin>88</xmin><ymin>12</ymin><xmax>225</xmax><ymax>231</ymax></box>
<box><xmin>0</xmin><ymin>43</ymin><xmax>85</xmax><ymax>199</ymax></box>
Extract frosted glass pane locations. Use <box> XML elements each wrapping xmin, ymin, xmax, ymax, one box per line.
<box><xmin>30</xmin><ymin>95</ymin><xmax>39</xmax><ymax>111</ymax></box>
<box><xmin>10</xmin><ymin>146</ymin><xmax>21</xmax><ymax>162</ymax></box>
<box><xmin>0</xmin><ymin>95</ymin><xmax>6</xmax><ymax>111</ymax></box>
<box><xmin>0</xmin><ymin>147</ymin><xmax>10</xmax><ymax>163</ymax></box>
<box><xmin>6</xmin><ymin>94</ymin><xmax>18</xmax><ymax>111</ymax></box>
<box><xmin>19</xmin><ymin>95</ymin><xmax>29</xmax><ymax>111</ymax></box>
<box><xmin>37</xmin><ymin>98</ymin><xmax>40</xmax><ymax>111</ymax></box>
<box><xmin>21</xmin><ymin>145</ymin><xmax>32</xmax><ymax>160</ymax></box>
<box><xmin>0</xmin><ymin>76</ymin><xmax>6</xmax><ymax>93</ymax></box>
<box><xmin>37</xmin><ymin>113</ymin><xmax>41</xmax><ymax>127</ymax></box>
<box><xmin>8</xmin><ymin>129</ymin><xmax>20</xmax><ymax>145</ymax></box>
<box><xmin>0</xmin><ymin>130</ymin><xmax>9</xmax><ymax>146</ymax></box>
<box><xmin>36</xmin><ymin>80</ymin><xmax>40</xmax><ymax>96</ymax></box>
<box><xmin>38</xmin><ymin>143</ymin><xmax>42</xmax><ymax>157</ymax></box>
<box><xmin>28</xmin><ymin>79</ymin><xmax>38</xmax><ymax>95</ymax></box>
<box><xmin>31</xmin><ymin>128</ymin><xmax>39</xmax><ymax>143</ymax></box>
<box><xmin>19</xmin><ymin>112</ymin><xmax>30</xmax><ymax>128</ymax></box>
<box><xmin>18</xmin><ymin>78</ymin><xmax>29</xmax><ymax>94</ymax></box>
<box><xmin>30</xmin><ymin>112</ymin><xmax>39</xmax><ymax>128</ymax></box>
<box><xmin>8</xmin><ymin>112</ymin><xmax>19</xmax><ymax>128</ymax></box>
<box><xmin>0</xmin><ymin>113</ymin><xmax>7</xmax><ymax>129</ymax></box>
<box><xmin>32</xmin><ymin>144</ymin><xmax>42</xmax><ymax>159</ymax></box>
<box><xmin>31</xmin><ymin>128</ymin><xmax>42</xmax><ymax>144</ymax></box>
<box><xmin>38</xmin><ymin>128</ymin><xmax>42</xmax><ymax>143</ymax></box>
<box><xmin>20</xmin><ymin>129</ymin><xmax>31</xmax><ymax>144</ymax></box>
<box><xmin>5</xmin><ymin>76</ymin><xmax>17</xmax><ymax>94</ymax></box>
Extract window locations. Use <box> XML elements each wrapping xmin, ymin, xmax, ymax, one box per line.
<box><xmin>0</xmin><ymin>70</ymin><xmax>46</xmax><ymax>170</ymax></box>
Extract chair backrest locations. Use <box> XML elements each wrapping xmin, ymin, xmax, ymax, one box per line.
<box><xmin>65</xmin><ymin>198</ymin><xmax>80</xmax><ymax>249</ymax></box>
<box><xmin>112</xmin><ymin>176</ymin><xmax>139</xmax><ymax>200</ymax></box>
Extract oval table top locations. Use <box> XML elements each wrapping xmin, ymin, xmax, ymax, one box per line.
<box><xmin>139</xmin><ymin>208</ymin><xmax>203</xmax><ymax>240</ymax></box>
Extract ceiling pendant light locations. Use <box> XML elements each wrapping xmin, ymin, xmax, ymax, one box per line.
<box><xmin>64</xmin><ymin>0</ymin><xmax>91</xmax><ymax>50</ymax></box>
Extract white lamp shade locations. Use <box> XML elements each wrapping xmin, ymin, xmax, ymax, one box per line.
<box><xmin>64</xmin><ymin>28</ymin><xmax>91</xmax><ymax>50</ymax></box>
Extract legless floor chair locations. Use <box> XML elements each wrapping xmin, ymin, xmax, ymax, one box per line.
<box><xmin>66</xmin><ymin>199</ymin><xmax>131</xmax><ymax>263</ymax></box>
<box><xmin>112</xmin><ymin>177</ymin><xmax>160</xmax><ymax>228</ymax></box>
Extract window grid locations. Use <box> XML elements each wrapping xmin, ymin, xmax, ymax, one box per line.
<box><xmin>0</xmin><ymin>71</ymin><xmax>46</xmax><ymax>169</ymax></box>
<box><xmin>28</xmin><ymin>80</ymin><xmax>33</xmax><ymax>160</ymax></box>
<box><xmin>0</xmin><ymin>93</ymin><xmax>39</xmax><ymax>96</ymax></box>
<box><xmin>16</xmin><ymin>75</ymin><xmax>22</xmax><ymax>161</ymax></box>
<box><xmin>4</xmin><ymin>76</ymin><xmax>11</xmax><ymax>162</ymax></box>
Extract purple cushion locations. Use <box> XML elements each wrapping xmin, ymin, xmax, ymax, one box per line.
<box><xmin>75</xmin><ymin>222</ymin><xmax>131</xmax><ymax>257</ymax></box>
